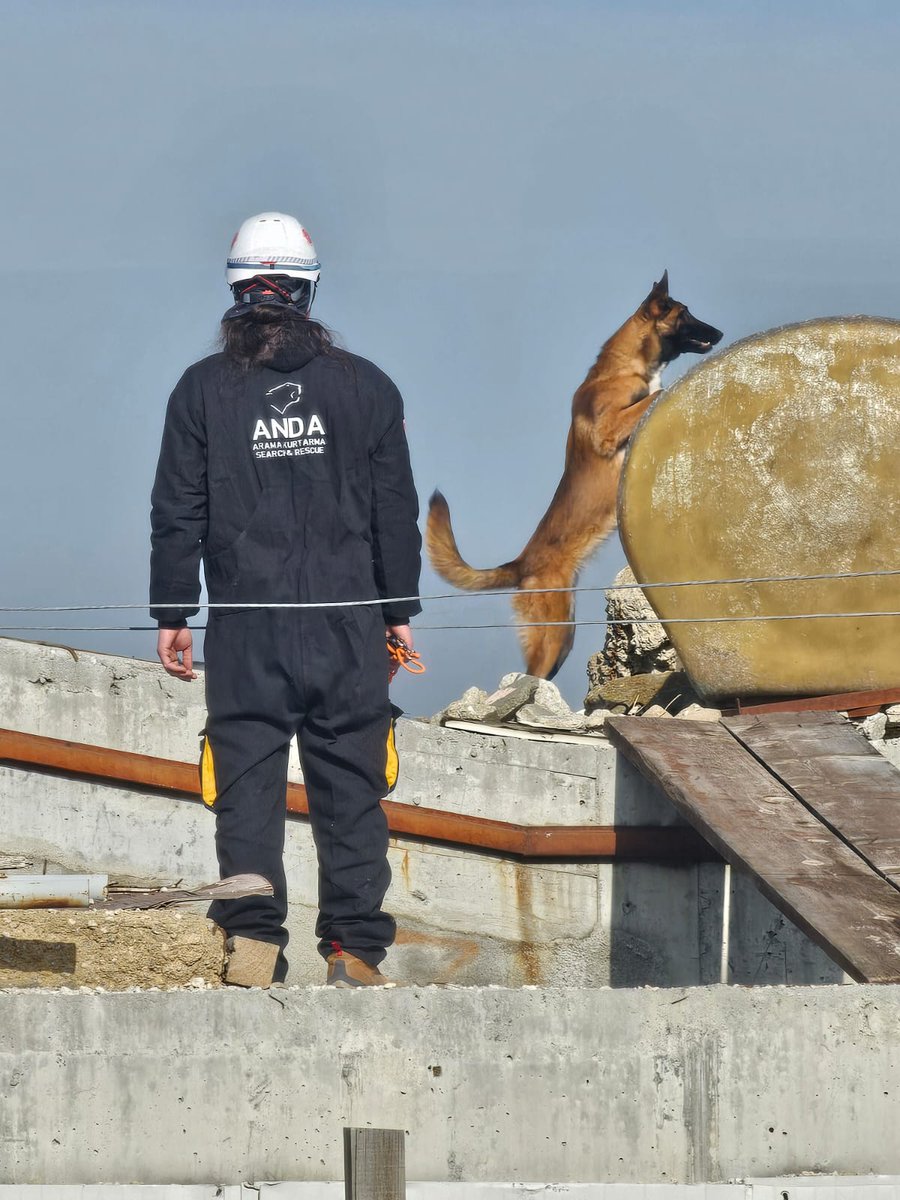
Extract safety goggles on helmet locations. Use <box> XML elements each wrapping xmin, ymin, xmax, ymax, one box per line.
<box><xmin>221</xmin><ymin>274</ymin><xmax>316</xmax><ymax>322</ymax></box>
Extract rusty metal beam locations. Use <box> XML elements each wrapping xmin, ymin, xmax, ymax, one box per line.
<box><xmin>0</xmin><ymin>727</ymin><xmax>719</xmax><ymax>863</ymax></box>
<box><xmin>734</xmin><ymin>687</ymin><xmax>900</xmax><ymax>718</ymax></box>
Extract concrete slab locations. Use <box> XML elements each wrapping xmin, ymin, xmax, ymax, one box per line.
<box><xmin>0</xmin><ymin>985</ymin><xmax>897</xmax><ymax>1186</ymax></box>
<box><xmin>1</xmin><ymin>1182</ymin><xmax>899</xmax><ymax>1199</ymax></box>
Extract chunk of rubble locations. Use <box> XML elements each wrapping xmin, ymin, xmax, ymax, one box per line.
<box><xmin>586</xmin><ymin>670</ymin><xmax>695</xmax><ymax>714</ymax></box>
<box><xmin>584</xmin><ymin>709</ymin><xmax>610</xmax><ymax>730</ymax></box>
<box><xmin>437</xmin><ymin>673</ymin><xmax>611</xmax><ymax>735</ymax></box>
<box><xmin>533</xmin><ymin>677</ymin><xmax>579</xmax><ymax>720</ymax></box>
<box><xmin>514</xmin><ymin>702</ymin><xmax>587</xmax><ymax>732</ymax></box>
<box><xmin>483</xmin><ymin>675</ymin><xmax>539</xmax><ymax>722</ymax></box>
<box><xmin>861</xmin><ymin>712</ymin><xmax>888</xmax><ymax>741</ymax></box>
<box><xmin>642</xmin><ymin>704</ymin><xmax>674</xmax><ymax>719</ymax></box>
<box><xmin>585</xmin><ymin>565</ymin><xmax>682</xmax><ymax>690</ymax></box>
<box><xmin>436</xmin><ymin>686</ymin><xmax>491</xmax><ymax>722</ymax></box>
<box><xmin>676</xmin><ymin>703</ymin><xmax>723</xmax><ymax>721</ymax></box>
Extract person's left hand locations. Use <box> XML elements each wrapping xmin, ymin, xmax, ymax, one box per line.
<box><xmin>386</xmin><ymin>624</ymin><xmax>414</xmax><ymax>682</ymax></box>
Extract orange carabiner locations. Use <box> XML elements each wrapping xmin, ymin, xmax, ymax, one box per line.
<box><xmin>386</xmin><ymin>633</ymin><xmax>426</xmax><ymax>675</ymax></box>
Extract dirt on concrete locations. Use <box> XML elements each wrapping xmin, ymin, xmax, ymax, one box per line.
<box><xmin>0</xmin><ymin>907</ymin><xmax>225</xmax><ymax>989</ymax></box>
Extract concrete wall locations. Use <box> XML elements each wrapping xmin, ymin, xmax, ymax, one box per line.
<box><xmin>2</xmin><ymin>1187</ymin><xmax>900</xmax><ymax>1199</ymax></box>
<box><xmin>1</xmin><ymin>985</ymin><xmax>898</xmax><ymax>1186</ymax></box>
<box><xmin>0</xmin><ymin>637</ymin><xmax>849</xmax><ymax>986</ymax></box>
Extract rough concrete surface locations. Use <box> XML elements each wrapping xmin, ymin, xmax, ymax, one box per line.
<box><xmin>0</xmin><ymin>984</ymin><xmax>897</xmax><ymax>1186</ymax></box>
<box><xmin>0</xmin><ymin>909</ymin><xmax>224</xmax><ymax>988</ymax></box>
<box><xmin>586</xmin><ymin>565</ymin><xmax>683</xmax><ymax>693</ymax></box>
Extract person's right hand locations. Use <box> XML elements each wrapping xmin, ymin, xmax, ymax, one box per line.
<box><xmin>157</xmin><ymin>627</ymin><xmax>196</xmax><ymax>681</ymax></box>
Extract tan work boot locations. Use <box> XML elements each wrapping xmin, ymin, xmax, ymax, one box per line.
<box><xmin>326</xmin><ymin>946</ymin><xmax>396</xmax><ymax>988</ymax></box>
<box><xmin>223</xmin><ymin>936</ymin><xmax>279</xmax><ymax>988</ymax></box>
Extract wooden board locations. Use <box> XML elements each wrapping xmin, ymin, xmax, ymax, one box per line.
<box><xmin>724</xmin><ymin>712</ymin><xmax>900</xmax><ymax>887</ymax></box>
<box><xmin>344</xmin><ymin>1127</ymin><xmax>405</xmax><ymax>1200</ymax></box>
<box><xmin>605</xmin><ymin>716</ymin><xmax>900</xmax><ymax>983</ymax></box>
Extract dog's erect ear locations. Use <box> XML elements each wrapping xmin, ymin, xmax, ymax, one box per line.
<box><xmin>642</xmin><ymin>269</ymin><xmax>670</xmax><ymax>311</ymax></box>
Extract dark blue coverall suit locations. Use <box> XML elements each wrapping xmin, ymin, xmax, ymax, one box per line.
<box><xmin>150</xmin><ymin>342</ymin><xmax>421</xmax><ymax>980</ymax></box>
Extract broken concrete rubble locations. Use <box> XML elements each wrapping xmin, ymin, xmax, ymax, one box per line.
<box><xmin>514</xmin><ymin>701</ymin><xmax>587</xmax><ymax>731</ymax></box>
<box><xmin>677</xmin><ymin>703</ymin><xmax>725</xmax><ymax>721</ymax></box>
<box><xmin>435</xmin><ymin>672</ymin><xmax>610</xmax><ymax>735</ymax></box>
<box><xmin>438</xmin><ymin>686</ymin><xmax>492</xmax><ymax>722</ymax></box>
<box><xmin>433</xmin><ymin>663</ymin><xmax>722</xmax><ymax>735</ymax></box>
<box><xmin>586</xmin><ymin>565</ymin><xmax>682</xmax><ymax>690</ymax></box>
<box><xmin>586</xmin><ymin>669</ymin><xmax>695</xmax><ymax>714</ymax></box>
<box><xmin>484</xmin><ymin>674</ymin><xmax>539</xmax><ymax>721</ymax></box>
<box><xmin>862</xmin><ymin>713</ymin><xmax>889</xmax><ymax>741</ymax></box>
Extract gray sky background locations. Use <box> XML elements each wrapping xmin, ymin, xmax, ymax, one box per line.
<box><xmin>2</xmin><ymin>0</ymin><xmax>899</xmax><ymax>716</ymax></box>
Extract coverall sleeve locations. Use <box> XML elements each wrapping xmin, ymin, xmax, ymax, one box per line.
<box><xmin>149</xmin><ymin>370</ymin><xmax>208</xmax><ymax>626</ymax></box>
<box><xmin>370</xmin><ymin>380</ymin><xmax>422</xmax><ymax>625</ymax></box>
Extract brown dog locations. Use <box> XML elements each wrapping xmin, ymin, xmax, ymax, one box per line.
<box><xmin>426</xmin><ymin>273</ymin><xmax>723</xmax><ymax>678</ymax></box>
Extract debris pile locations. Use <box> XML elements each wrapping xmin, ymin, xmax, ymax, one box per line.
<box><xmin>861</xmin><ymin>706</ymin><xmax>900</xmax><ymax>743</ymax></box>
<box><xmin>431</xmin><ymin>564</ymin><xmax>722</xmax><ymax>733</ymax></box>
<box><xmin>586</xmin><ymin>565</ymin><xmax>681</xmax><ymax>686</ymax></box>
<box><xmin>432</xmin><ymin>564</ymin><xmax>900</xmax><ymax>738</ymax></box>
<box><xmin>433</xmin><ymin>668</ymin><xmax>721</xmax><ymax>735</ymax></box>
<box><xmin>585</xmin><ymin>669</ymin><xmax>719</xmax><ymax>720</ymax></box>
<box><xmin>435</xmin><ymin>673</ymin><xmax>607</xmax><ymax>734</ymax></box>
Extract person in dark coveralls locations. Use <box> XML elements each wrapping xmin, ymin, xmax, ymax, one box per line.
<box><xmin>150</xmin><ymin>211</ymin><xmax>422</xmax><ymax>988</ymax></box>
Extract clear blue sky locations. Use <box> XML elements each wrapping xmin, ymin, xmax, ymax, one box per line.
<box><xmin>2</xmin><ymin>0</ymin><xmax>898</xmax><ymax>715</ymax></box>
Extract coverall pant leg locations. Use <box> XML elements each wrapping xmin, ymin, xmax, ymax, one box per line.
<box><xmin>292</xmin><ymin>604</ymin><xmax>396</xmax><ymax>965</ymax></box>
<box><xmin>202</xmin><ymin>608</ymin><xmax>396</xmax><ymax>977</ymax></box>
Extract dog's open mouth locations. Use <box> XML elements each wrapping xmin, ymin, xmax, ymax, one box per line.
<box><xmin>678</xmin><ymin>320</ymin><xmax>723</xmax><ymax>356</ymax></box>
<box><xmin>684</xmin><ymin>327</ymin><xmax>723</xmax><ymax>354</ymax></box>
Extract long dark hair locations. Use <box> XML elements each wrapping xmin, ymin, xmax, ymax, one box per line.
<box><xmin>219</xmin><ymin>304</ymin><xmax>341</xmax><ymax>370</ymax></box>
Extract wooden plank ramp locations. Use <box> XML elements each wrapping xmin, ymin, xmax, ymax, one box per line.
<box><xmin>605</xmin><ymin>716</ymin><xmax>900</xmax><ymax>983</ymax></box>
<box><xmin>724</xmin><ymin>711</ymin><xmax>900</xmax><ymax>888</ymax></box>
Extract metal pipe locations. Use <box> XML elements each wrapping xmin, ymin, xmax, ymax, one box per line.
<box><xmin>0</xmin><ymin>874</ymin><xmax>107</xmax><ymax>908</ymax></box>
<box><xmin>0</xmin><ymin>727</ymin><xmax>718</xmax><ymax>862</ymax></box>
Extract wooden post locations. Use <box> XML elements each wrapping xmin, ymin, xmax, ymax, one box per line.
<box><xmin>344</xmin><ymin>1127</ymin><xmax>405</xmax><ymax>1200</ymax></box>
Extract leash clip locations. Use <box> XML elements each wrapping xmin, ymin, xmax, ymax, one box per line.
<box><xmin>386</xmin><ymin>633</ymin><xmax>426</xmax><ymax>675</ymax></box>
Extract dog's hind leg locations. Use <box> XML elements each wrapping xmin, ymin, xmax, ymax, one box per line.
<box><xmin>513</xmin><ymin>582</ymin><xmax>576</xmax><ymax>680</ymax></box>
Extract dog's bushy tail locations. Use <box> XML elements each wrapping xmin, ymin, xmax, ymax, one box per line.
<box><xmin>426</xmin><ymin>490</ymin><xmax>522</xmax><ymax>591</ymax></box>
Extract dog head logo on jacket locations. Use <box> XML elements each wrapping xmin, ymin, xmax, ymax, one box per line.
<box><xmin>265</xmin><ymin>381</ymin><xmax>304</xmax><ymax>415</ymax></box>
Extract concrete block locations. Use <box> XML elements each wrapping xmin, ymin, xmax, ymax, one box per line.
<box><xmin>0</xmin><ymin>986</ymin><xmax>897</xmax><ymax>1185</ymax></box>
<box><xmin>483</xmin><ymin>676</ymin><xmax>538</xmax><ymax>721</ymax></box>
<box><xmin>223</xmin><ymin>935</ymin><xmax>278</xmax><ymax>988</ymax></box>
<box><xmin>389</xmin><ymin>843</ymin><xmax>598</xmax><ymax>942</ymax></box>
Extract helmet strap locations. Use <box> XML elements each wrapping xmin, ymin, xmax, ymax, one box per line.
<box><xmin>228</xmin><ymin>275</ymin><xmax>315</xmax><ymax>316</ymax></box>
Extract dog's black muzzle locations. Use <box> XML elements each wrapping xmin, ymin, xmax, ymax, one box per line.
<box><xmin>678</xmin><ymin>310</ymin><xmax>723</xmax><ymax>355</ymax></box>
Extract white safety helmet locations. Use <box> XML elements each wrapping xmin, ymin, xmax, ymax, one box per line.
<box><xmin>223</xmin><ymin>211</ymin><xmax>321</xmax><ymax>319</ymax></box>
